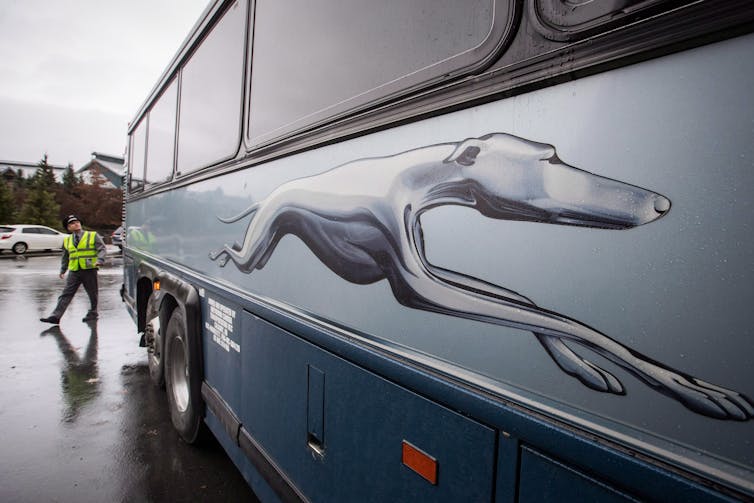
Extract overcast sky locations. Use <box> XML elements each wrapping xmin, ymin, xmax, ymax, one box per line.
<box><xmin>0</xmin><ymin>0</ymin><xmax>209</xmax><ymax>169</ymax></box>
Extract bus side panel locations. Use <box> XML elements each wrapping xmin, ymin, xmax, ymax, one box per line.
<box><xmin>202</xmin><ymin>409</ymin><xmax>283</xmax><ymax>503</ymax></box>
<box><xmin>201</xmin><ymin>291</ymin><xmax>243</xmax><ymax>414</ymax></box>
<box><xmin>518</xmin><ymin>447</ymin><xmax>634</xmax><ymax>503</ymax></box>
<box><xmin>240</xmin><ymin>310</ymin><xmax>497</xmax><ymax>502</ymax></box>
<box><xmin>124</xmin><ymin>32</ymin><xmax>754</xmax><ymax>496</ymax></box>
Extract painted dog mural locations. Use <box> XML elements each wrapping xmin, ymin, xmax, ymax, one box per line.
<box><xmin>210</xmin><ymin>133</ymin><xmax>753</xmax><ymax>420</ymax></box>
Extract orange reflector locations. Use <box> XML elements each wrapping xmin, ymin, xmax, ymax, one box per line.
<box><xmin>153</xmin><ymin>280</ymin><xmax>160</xmax><ymax>291</ymax></box>
<box><xmin>402</xmin><ymin>440</ymin><xmax>437</xmax><ymax>485</ymax></box>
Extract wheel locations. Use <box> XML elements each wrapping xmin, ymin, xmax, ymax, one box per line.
<box><xmin>164</xmin><ymin>306</ymin><xmax>204</xmax><ymax>443</ymax></box>
<box><xmin>146</xmin><ymin>314</ymin><xmax>164</xmax><ymax>388</ymax></box>
<box><xmin>12</xmin><ymin>242</ymin><xmax>27</xmax><ymax>254</ymax></box>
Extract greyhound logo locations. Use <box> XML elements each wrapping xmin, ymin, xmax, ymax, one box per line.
<box><xmin>209</xmin><ymin>133</ymin><xmax>753</xmax><ymax>420</ymax></box>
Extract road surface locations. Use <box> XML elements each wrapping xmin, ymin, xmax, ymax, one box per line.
<box><xmin>0</xmin><ymin>251</ymin><xmax>259</xmax><ymax>502</ymax></box>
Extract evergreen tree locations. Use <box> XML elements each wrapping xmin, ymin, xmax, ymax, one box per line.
<box><xmin>62</xmin><ymin>165</ymin><xmax>79</xmax><ymax>191</ymax></box>
<box><xmin>17</xmin><ymin>156</ymin><xmax>60</xmax><ymax>228</ymax></box>
<box><xmin>37</xmin><ymin>154</ymin><xmax>57</xmax><ymax>187</ymax></box>
<box><xmin>14</xmin><ymin>169</ymin><xmax>27</xmax><ymax>190</ymax></box>
<box><xmin>0</xmin><ymin>181</ymin><xmax>15</xmax><ymax>223</ymax></box>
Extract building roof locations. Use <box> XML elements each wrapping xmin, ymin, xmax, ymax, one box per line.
<box><xmin>75</xmin><ymin>152</ymin><xmax>124</xmax><ymax>189</ymax></box>
<box><xmin>0</xmin><ymin>160</ymin><xmax>69</xmax><ymax>182</ymax></box>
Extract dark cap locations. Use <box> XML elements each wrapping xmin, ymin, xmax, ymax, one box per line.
<box><xmin>63</xmin><ymin>214</ymin><xmax>80</xmax><ymax>227</ymax></box>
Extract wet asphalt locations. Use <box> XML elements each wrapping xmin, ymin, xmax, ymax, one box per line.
<box><xmin>0</xmin><ymin>251</ymin><xmax>259</xmax><ymax>503</ymax></box>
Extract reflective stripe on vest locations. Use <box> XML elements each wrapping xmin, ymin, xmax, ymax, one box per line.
<box><xmin>129</xmin><ymin>229</ymin><xmax>155</xmax><ymax>251</ymax></box>
<box><xmin>64</xmin><ymin>231</ymin><xmax>98</xmax><ymax>271</ymax></box>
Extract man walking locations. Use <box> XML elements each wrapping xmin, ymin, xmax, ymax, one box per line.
<box><xmin>41</xmin><ymin>215</ymin><xmax>107</xmax><ymax>324</ymax></box>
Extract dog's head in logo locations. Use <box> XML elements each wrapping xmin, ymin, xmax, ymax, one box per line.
<box><xmin>445</xmin><ymin>133</ymin><xmax>671</xmax><ymax>228</ymax></box>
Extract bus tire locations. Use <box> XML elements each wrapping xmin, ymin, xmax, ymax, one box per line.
<box><xmin>164</xmin><ymin>305</ymin><xmax>204</xmax><ymax>443</ymax></box>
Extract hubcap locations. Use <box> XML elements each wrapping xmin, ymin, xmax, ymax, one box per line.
<box><xmin>169</xmin><ymin>336</ymin><xmax>189</xmax><ymax>412</ymax></box>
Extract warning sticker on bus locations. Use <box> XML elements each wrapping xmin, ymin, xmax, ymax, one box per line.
<box><xmin>205</xmin><ymin>297</ymin><xmax>240</xmax><ymax>353</ymax></box>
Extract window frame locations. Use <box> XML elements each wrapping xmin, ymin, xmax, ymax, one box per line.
<box><xmin>143</xmin><ymin>77</ymin><xmax>179</xmax><ymax>188</ymax></box>
<box><xmin>125</xmin><ymin>0</ymin><xmax>248</xmax><ymax>197</ymax></box>
<box><xmin>175</xmin><ymin>0</ymin><xmax>249</xmax><ymax>178</ymax></box>
<box><xmin>128</xmin><ymin>116</ymin><xmax>148</xmax><ymax>194</ymax></box>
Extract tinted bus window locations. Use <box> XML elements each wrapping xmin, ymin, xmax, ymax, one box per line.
<box><xmin>144</xmin><ymin>79</ymin><xmax>177</xmax><ymax>185</ymax></box>
<box><xmin>248</xmin><ymin>0</ymin><xmax>506</xmax><ymax>146</ymax></box>
<box><xmin>177</xmin><ymin>0</ymin><xmax>246</xmax><ymax>174</ymax></box>
<box><xmin>129</xmin><ymin>119</ymin><xmax>146</xmax><ymax>190</ymax></box>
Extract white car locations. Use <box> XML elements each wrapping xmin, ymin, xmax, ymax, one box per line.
<box><xmin>0</xmin><ymin>224</ymin><xmax>68</xmax><ymax>255</ymax></box>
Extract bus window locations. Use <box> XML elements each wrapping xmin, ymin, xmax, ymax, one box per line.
<box><xmin>144</xmin><ymin>79</ymin><xmax>177</xmax><ymax>185</ymax></box>
<box><xmin>247</xmin><ymin>0</ymin><xmax>511</xmax><ymax>146</ymax></box>
<box><xmin>128</xmin><ymin>118</ymin><xmax>146</xmax><ymax>191</ymax></box>
<box><xmin>177</xmin><ymin>0</ymin><xmax>246</xmax><ymax>175</ymax></box>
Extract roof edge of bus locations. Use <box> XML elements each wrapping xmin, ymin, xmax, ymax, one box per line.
<box><xmin>127</xmin><ymin>0</ymin><xmax>224</xmax><ymax>133</ymax></box>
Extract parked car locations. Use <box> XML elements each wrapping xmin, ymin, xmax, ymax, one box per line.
<box><xmin>0</xmin><ymin>224</ymin><xmax>68</xmax><ymax>255</ymax></box>
<box><xmin>111</xmin><ymin>226</ymin><xmax>124</xmax><ymax>250</ymax></box>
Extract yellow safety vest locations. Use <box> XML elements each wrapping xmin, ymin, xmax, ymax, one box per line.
<box><xmin>64</xmin><ymin>231</ymin><xmax>98</xmax><ymax>271</ymax></box>
<box><xmin>129</xmin><ymin>228</ymin><xmax>155</xmax><ymax>251</ymax></box>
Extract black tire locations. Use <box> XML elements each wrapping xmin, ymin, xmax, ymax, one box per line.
<box><xmin>164</xmin><ymin>306</ymin><xmax>204</xmax><ymax>443</ymax></box>
<box><xmin>12</xmin><ymin>242</ymin><xmax>27</xmax><ymax>254</ymax></box>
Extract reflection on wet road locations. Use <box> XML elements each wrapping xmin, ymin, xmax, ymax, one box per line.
<box><xmin>41</xmin><ymin>323</ymin><xmax>100</xmax><ymax>423</ymax></box>
<box><xmin>0</xmin><ymin>254</ymin><xmax>258</xmax><ymax>502</ymax></box>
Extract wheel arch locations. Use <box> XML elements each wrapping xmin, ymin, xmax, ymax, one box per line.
<box><xmin>156</xmin><ymin>271</ymin><xmax>204</xmax><ymax>384</ymax></box>
<box><xmin>136</xmin><ymin>276</ymin><xmax>153</xmax><ymax>336</ymax></box>
<box><xmin>135</xmin><ymin>261</ymin><xmax>160</xmax><ymax>335</ymax></box>
<box><xmin>12</xmin><ymin>241</ymin><xmax>28</xmax><ymax>254</ymax></box>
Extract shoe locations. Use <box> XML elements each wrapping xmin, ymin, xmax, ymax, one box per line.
<box><xmin>41</xmin><ymin>326</ymin><xmax>62</xmax><ymax>336</ymax></box>
<box><xmin>82</xmin><ymin>313</ymin><xmax>99</xmax><ymax>322</ymax></box>
<box><xmin>40</xmin><ymin>316</ymin><xmax>60</xmax><ymax>324</ymax></box>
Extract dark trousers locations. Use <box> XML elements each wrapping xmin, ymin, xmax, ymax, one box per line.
<box><xmin>51</xmin><ymin>269</ymin><xmax>98</xmax><ymax>319</ymax></box>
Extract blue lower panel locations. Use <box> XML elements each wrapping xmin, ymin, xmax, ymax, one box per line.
<box><xmin>205</xmin><ymin>409</ymin><xmax>282</xmax><ymax>503</ymax></box>
<box><xmin>202</xmin><ymin>295</ymin><xmax>243</xmax><ymax>414</ymax></box>
<box><xmin>518</xmin><ymin>446</ymin><xmax>635</xmax><ymax>502</ymax></box>
<box><xmin>240</xmin><ymin>310</ymin><xmax>496</xmax><ymax>502</ymax></box>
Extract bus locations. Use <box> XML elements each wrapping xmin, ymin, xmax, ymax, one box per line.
<box><xmin>122</xmin><ymin>1</ymin><xmax>754</xmax><ymax>501</ymax></box>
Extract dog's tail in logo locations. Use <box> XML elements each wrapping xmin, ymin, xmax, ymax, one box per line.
<box><xmin>217</xmin><ymin>202</ymin><xmax>261</xmax><ymax>224</ymax></box>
